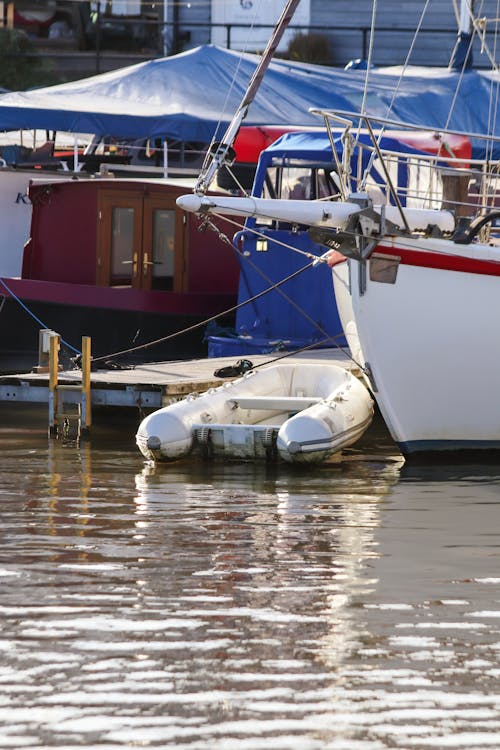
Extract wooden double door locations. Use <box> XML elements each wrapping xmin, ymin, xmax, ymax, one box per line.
<box><xmin>96</xmin><ymin>189</ymin><xmax>187</xmax><ymax>291</ymax></box>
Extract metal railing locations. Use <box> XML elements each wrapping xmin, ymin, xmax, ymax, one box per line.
<box><xmin>163</xmin><ymin>22</ymin><xmax>466</xmax><ymax>59</ymax></box>
<box><xmin>95</xmin><ymin>19</ymin><xmax>496</xmax><ymax>65</ymax></box>
<box><xmin>20</xmin><ymin>17</ymin><xmax>499</xmax><ymax>71</ymax></box>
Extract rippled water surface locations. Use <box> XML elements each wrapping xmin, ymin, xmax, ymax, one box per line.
<box><xmin>1</xmin><ymin>410</ymin><xmax>500</xmax><ymax>749</ymax></box>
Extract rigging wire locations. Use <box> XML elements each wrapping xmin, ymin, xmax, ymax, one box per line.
<box><xmin>469</xmin><ymin>5</ymin><xmax>500</xmax><ymax>71</ymax></box>
<box><xmin>6</xmin><ymin>191</ymin><xmax>494</xmax><ymax>377</ymax></box>
<box><xmin>201</xmin><ymin>217</ymin><xmax>334</xmax><ymax>339</ymax></box>
<box><xmin>182</xmin><ymin>197</ymin><xmax>500</xmax><ymax>265</ymax></box>
<box><xmin>197</xmin><ymin>0</ymin><xmax>262</xmax><ymax>181</ymax></box>
<box><xmin>87</xmin><ymin>254</ymin><xmax>343</xmax><ymax>367</ymax></box>
<box><xmin>359</xmin><ymin>0</ymin><xmax>432</xmax><ymax>190</ymax></box>
<box><xmin>196</xmin><ymin>0</ymin><xmax>302</xmax><ymax>193</ymax></box>
<box><xmin>358</xmin><ymin>0</ymin><xmax>377</xmax><ymax>120</ymax></box>
<box><xmin>443</xmin><ymin>3</ymin><xmax>478</xmax><ymax>133</ymax></box>
<box><xmin>89</xmin><ymin>175</ymin><xmax>500</xmax><ymax>372</ymax></box>
<box><xmin>485</xmin><ymin>0</ymin><xmax>500</xmax><ymax>169</ymax></box>
<box><xmin>85</xmin><ymin>207</ymin><xmax>361</xmax><ymax>369</ymax></box>
<box><xmin>0</xmin><ymin>205</ymin><xmax>354</xmax><ymax>371</ymax></box>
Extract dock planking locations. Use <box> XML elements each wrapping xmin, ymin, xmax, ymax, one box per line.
<box><xmin>0</xmin><ymin>349</ymin><xmax>356</xmax><ymax>414</ymax></box>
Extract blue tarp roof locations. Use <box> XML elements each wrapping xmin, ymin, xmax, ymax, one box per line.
<box><xmin>0</xmin><ymin>45</ymin><xmax>497</xmax><ymax>156</ymax></box>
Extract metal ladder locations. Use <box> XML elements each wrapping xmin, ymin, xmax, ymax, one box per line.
<box><xmin>47</xmin><ymin>333</ymin><xmax>92</xmax><ymax>439</ymax></box>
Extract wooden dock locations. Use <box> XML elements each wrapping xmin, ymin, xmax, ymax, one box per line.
<box><xmin>0</xmin><ymin>348</ymin><xmax>355</xmax><ymax>422</ymax></box>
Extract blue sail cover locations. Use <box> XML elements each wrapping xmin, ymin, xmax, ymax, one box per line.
<box><xmin>0</xmin><ymin>45</ymin><xmax>497</xmax><ymax>157</ymax></box>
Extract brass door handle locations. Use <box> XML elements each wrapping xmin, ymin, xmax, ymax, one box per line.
<box><xmin>122</xmin><ymin>252</ymin><xmax>138</xmax><ymax>274</ymax></box>
<box><xmin>143</xmin><ymin>252</ymin><xmax>155</xmax><ymax>273</ymax></box>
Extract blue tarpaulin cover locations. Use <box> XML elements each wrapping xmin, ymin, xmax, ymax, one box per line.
<box><xmin>0</xmin><ymin>45</ymin><xmax>497</xmax><ymax>157</ymax></box>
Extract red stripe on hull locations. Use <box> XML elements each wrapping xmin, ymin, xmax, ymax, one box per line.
<box><xmin>376</xmin><ymin>243</ymin><xmax>500</xmax><ymax>277</ymax></box>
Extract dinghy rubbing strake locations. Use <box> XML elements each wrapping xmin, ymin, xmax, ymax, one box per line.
<box><xmin>146</xmin><ymin>435</ymin><xmax>161</xmax><ymax>451</ymax></box>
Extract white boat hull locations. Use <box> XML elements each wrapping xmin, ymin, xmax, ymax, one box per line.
<box><xmin>136</xmin><ymin>363</ymin><xmax>373</xmax><ymax>464</ymax></box>
<box><xmin>333</xmin><ymin>236</ymin><xmax>500</xmax><ymax>455</ymax></box>
<box><xmin>0</xmin><ymin>169</ymin><xmax>52</xmax><ymax>276</ymax></box>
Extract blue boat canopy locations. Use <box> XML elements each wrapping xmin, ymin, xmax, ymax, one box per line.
<box><xmin>256</xmin><ymin>130</ymin><xmax>429</xmax><ymax>165</ymax></box>
<box><xmin>0</xmin><ymin>45</ymin><xmax>497</xmax><ymax>157</ymax></box>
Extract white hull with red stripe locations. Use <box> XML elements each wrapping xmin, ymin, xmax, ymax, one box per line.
<box><xmin>332</xmin><ymin>234</ymin><xmax>500</xmax><ymax>456</ymax></box>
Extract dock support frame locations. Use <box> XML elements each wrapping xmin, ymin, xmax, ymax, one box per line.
<box><xmin>48</xmin><ymin>334</ymin><xmax>92</xmax><ymax>439</ymax></box>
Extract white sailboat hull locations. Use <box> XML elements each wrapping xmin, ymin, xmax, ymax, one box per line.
<box><xmin>333</xmin><ymin>236</ymin><xmax>500</xmax><ymax>455</ymax></box>
<box><xmin>136</xmin><ymin>363</ymin><xmax>373</xmax><ymax>464</ymax></box>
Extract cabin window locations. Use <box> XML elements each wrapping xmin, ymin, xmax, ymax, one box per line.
<box><xmin>262</xmin><ymin>164</ymin><xmax>338</xmax><ymax>202</ymax></box>
<box><xmin>151</xmin><ymin>209</ymin><xmax>175</xmax><ymax>290</ymax></box>
<box><xmin>281</xmin><ymin>167</ymin><xmax>313</xmax><ymax>200</ymax></box>
<box><xmin>259</xmin><ymin>164</ymin><xmax>338</xmax><ymax>229</ymax></box>
<box><xmin>111</xmin><ymin>207</ymin><xmax>135</xmax><ymax>284</ymax></box>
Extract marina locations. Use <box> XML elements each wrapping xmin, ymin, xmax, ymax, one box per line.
<box><xmin>2</xmin><ymin>1</ymin><xmax>500</xmax><ymax>748</ymax></box>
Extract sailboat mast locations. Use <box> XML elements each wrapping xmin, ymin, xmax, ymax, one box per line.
<box><xmin>194</xmin><ymin>0</ymin><xmax>302</xmax><ymax>194</ymax></box>
<box><xmin>450</xmin><ymin>0</ymin><xmax>475</xmax><ymax>69</ymax></box>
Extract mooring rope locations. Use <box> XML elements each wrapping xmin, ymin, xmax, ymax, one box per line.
<box><xmin>2</xmin><ymin>193</ymin><xmax>467</xmax><ymax>377</ymax></box>
<box><xmin>0</xmin><ymin>218</ymin><xmax>345</xmax><ymax>371</ymax></box>
<box><xmin>0</xmin><ymin>277</ymin><xmax>81</xmax><ymax>356</ymax></box>
<box><xmin>244</xmin><ymin>331</ymin><xmax>354</xmax><ymax>371</ymax></box>
<box><xmin>88</xmin><ymin>257</ymin><xmax>324</xmax><ymax>367</ymax></box>
<box><xmin>86</xmin><ymin>208</ymin><xmax>358</xmax><ymax>368</ymax></box>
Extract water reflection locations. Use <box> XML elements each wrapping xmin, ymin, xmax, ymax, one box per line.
<box><xmin>0</xmin><ymin>415</ymin><xmax>499</xmax><ymax>748</ymax></box>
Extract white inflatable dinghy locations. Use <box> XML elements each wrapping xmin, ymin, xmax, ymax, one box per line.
<box><xmin>136</xmin><ymin>363</ymin><xmax>373</xmax><ymax>464</ymax></box>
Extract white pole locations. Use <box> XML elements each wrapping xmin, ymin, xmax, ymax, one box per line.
<box><xmin>163</xmin><ymin>0</ymin><xmax>168</xmax><ymax>57</ymax></box>
<box><xmin>459</xmin><ymin>0</ymin><xmax>474</xmax><ymax>35</ymax></box>
<box><xmin>163</xmin><ymin>140</ymin><xmax>168</xmax><ymax>178</ymax></box>
<box><xmin>74</xmin><ymin>133</ymin><xmax>79</xmax><ymax>172</ymax></box>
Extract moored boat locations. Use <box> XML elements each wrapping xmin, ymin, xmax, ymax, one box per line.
<box><xmin>178</xmin><ymin>117</ymin><xmax>500</xmax><ymax>459</ymax></box>
<box><xmin>136</xmin><ymin>362</ymin><xmax>374</xmax><ymax>463</ymax></box>
<box><xmin>0</xmin><ymin>176</ymin><xmax>240</xmax><ymax>373</ymax></box>
<box><xmin>176</xmin><ymin>0</ymin><xmax>500</xmax><ymax>460</ymax></box>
